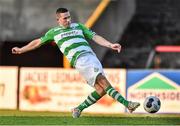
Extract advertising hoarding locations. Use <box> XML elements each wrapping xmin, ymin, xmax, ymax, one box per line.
<box><xmin>0</xmin><ymin>66</ymin><xmax>18</xmax><ymax>109</ymax></box>
<box><xmin>127</xmin><ymin>70</ymin><xmax>180</xmax><ymax>113</ymax></box>
<box><xmin>19</xmin><ymin>67</ymin><xmax>126</xmax><ymax>113</ymax></box>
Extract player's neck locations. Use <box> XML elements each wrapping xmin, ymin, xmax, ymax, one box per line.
<box><xmin>59</xmin><ymin>24</ymin><xmax>70</xmax><ymax>29</ymax></box>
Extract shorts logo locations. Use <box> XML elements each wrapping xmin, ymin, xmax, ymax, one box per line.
<box><xmin>88</xmin><ymin>78</ymin><xmax>94</xmax><ymax>85</ymax></box>
<box><xmin>94</xmin><ymin>68</ymin><xmax>99</xmax><ymax>72</ymax></box>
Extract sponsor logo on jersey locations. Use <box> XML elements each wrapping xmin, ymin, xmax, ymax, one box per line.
<box><xmin>61</xmin><ymin>30</ymin><xmax>81</xmax><ymax>38</ymax></box>
<box><xmin>54</xmin><ymin>30</ymin><xmax>83</xmax><ymax>41</ymax></box>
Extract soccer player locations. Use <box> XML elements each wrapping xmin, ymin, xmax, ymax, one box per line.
<box><xmin>12</xmin><ymin>8</ymin><xmax>140</xmax><ymax>118</ymax></box>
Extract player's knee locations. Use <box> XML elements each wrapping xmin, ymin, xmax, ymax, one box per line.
<box><xmin>96</xmin><ymin>74</ymin><xmax>106</xmax><ymax>83</ymax></box>
<box><xmin>94</xmin><ymin>83</ymin><xmax>106</xmax><ymax>96</ymax></box>
<box><xmin>96</xmin><ymin>87</ymin><xmax>106</xmax><ymax>96</ymax></box>
<box><xmin>96</xmin><ymin>74</ymin><xmax>109</xmax><ymax>88</ymax></box>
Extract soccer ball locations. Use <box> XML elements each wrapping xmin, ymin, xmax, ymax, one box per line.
<box><xmin>143</xmin><ymin>96</ymin><xmax>161</xmax><ymax>113</ymax></box>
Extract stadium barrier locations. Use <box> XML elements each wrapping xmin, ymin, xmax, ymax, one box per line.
<box><xmin>19</xmin><ymin>68</ymin><xmax>126</xmax><ymax>114</ymax></box>
<box><xmin>0</xmin><ymin>66</ymin><xmax>180</xmax><ymax>113</ymax></box>
<box><xmin>146</xmin><ymin>45</ymin><xmax>180</xmax><ymax>68</ymax></box>
<box><xmin>0</xmin><ymin>66</ymin><xmax>18</xmax><ymax>109</ymax></box>
<box><xmin>127</xmin><ymin>70</ymin><xmax>180</xmax><ymax>113</ymax></box>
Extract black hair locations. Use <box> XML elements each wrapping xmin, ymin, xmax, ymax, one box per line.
<box><xmin>56</xmin><ymin>8</ymin><xmax>69</xmax><ymax>14</ymax></box>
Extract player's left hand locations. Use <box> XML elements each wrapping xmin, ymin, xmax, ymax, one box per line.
<box><xmin>110</xmin><ymin>43</ymin><xmax>121</xmax><ymax>53</ymax></box>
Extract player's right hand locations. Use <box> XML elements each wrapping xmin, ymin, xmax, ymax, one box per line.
<box><xmin>12</xmin><ymin>47</ymin><xmax>22</xmax><ymax>54</ymax></box>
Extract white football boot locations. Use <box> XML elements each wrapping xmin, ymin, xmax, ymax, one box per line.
<box><xmin>71</xmin><ymin>108</ymin><xmax>81</xmax><ymax>118</ymax></box>
<box><xmin>127</xmin><ymin>101</ymin><xmax>140</xmax><ymax>113</ymax></box>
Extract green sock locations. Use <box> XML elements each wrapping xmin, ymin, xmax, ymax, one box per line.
<box><xmin>77</xmin><ymin>91</ymin><xmax>101</xmax><ymax>111</ymax></box>
<box><xmin>105</xmin><ymin>85</ymin><xmax>129</xmax><ymax>107</ymax></box>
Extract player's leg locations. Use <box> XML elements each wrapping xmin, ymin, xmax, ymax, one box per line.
<box><xmin>72</xmin><ymin>53</ymin><xmax>107</xmax><ymax>118</ymax></box>
<box><xmin>76</xmin><ymin>84</ymin><xmax>105</xmax><ymax>112</ymax></box>
<box><xmin>96</xmin><ymin>74</ymin><xmax>140</xmax><ymax>113</ymax></box>
<box><xmin>72</xmin><ymin>84</ymin><xmax>105</xmax><ymax>118</ymax></box>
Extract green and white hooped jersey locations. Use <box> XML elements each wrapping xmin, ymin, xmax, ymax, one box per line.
<box><xmin>40</xmin><ymin>23</ymin><xmax>96</xmax><ymax>67</ymax></box>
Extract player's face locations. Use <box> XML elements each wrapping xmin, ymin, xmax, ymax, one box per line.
<box><xmin>56</xmin><ymin>12</ymin><xmax>71</xmax><ymax>28</ymax></box>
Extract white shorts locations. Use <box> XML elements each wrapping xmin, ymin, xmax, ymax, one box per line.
<box><xmin>75</xmin><ymin>53</ymin><xmax>105</xmax><ymax>87</ymax></box>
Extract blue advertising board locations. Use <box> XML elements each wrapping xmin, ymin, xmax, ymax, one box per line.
<box><xmin>127</xmin><ymin>70</ymin><xmax>180</xmax><ymax>113</ymax></box>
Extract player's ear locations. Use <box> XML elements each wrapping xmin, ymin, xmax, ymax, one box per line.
<box><xmin>56</xmin><ymin>14</ymin><xmax>59</xmax><ymax>21</ymax></box>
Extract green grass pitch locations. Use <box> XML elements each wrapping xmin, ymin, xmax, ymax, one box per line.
<box><xmin>0</xmin><ymin>110</ymin><xmax>180</xmax><ymax>125</ymax></box>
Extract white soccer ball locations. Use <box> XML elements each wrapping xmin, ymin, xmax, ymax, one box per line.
<box><xmin>143</xmin><ymin>96</ymin><xmax>161</xmax><ymax>113</ymax></box>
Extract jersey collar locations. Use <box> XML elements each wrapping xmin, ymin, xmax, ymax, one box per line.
<box><xmin>59</xmin><ymin>25</ymin><xmax>71</xmax><ymax>29</ymax></box>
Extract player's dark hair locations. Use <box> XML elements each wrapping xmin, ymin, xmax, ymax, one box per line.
<box><xmin>56</xmin><ymin>8</ymin><xmax>69</xmax><ymax>14</ymax></box>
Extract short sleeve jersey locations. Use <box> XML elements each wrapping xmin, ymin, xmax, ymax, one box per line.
<box><xmin>40</xmin><ymin>23</ymin><xmax>96</xmax><ymax>67</ymax></box>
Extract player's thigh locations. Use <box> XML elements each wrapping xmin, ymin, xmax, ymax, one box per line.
<box><xmin>75</xmin><ymin>53</ymin><xmax>105</xmax><ymax>87</ymax></box>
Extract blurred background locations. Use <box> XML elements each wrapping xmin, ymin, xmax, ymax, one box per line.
<box><xmin>1</xmin><ymin>0</ymin><xmax>180</xmax><ymax>68</ymax></box>
<box><xmin>0</xmin><ymin>0</ymin><xmax>180</xmax><ymax>115</ymax></box>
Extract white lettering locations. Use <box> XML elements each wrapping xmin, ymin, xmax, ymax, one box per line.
<box><xmin>54</xmin><ymin>30</ymin><xmax>83</xmax><ymax>42</ymax></box>
<box><xmin>129</xmin><ymin>91</ymin><xmax>180</xmax><ymax>101</ymax></box>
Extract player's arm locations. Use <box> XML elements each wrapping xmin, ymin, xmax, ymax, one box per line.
<box><xmin>79</xmin><ymin>23</ymin><xmax>121</xmax><ymax>53</ymax></box>
<box><xmin>12</xmin><ymin>39</ymin><xmax>41</xmax><ymax>54</ymax></box>
<box><xmin>12</xmin><ymin>28</ymin><xmax>54</xmax><ymax>54</ymax></box>
<box><xmin>92</xmin><ymin>34</ymin><xmax>121</xmax><ymax>53</ymax></box>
